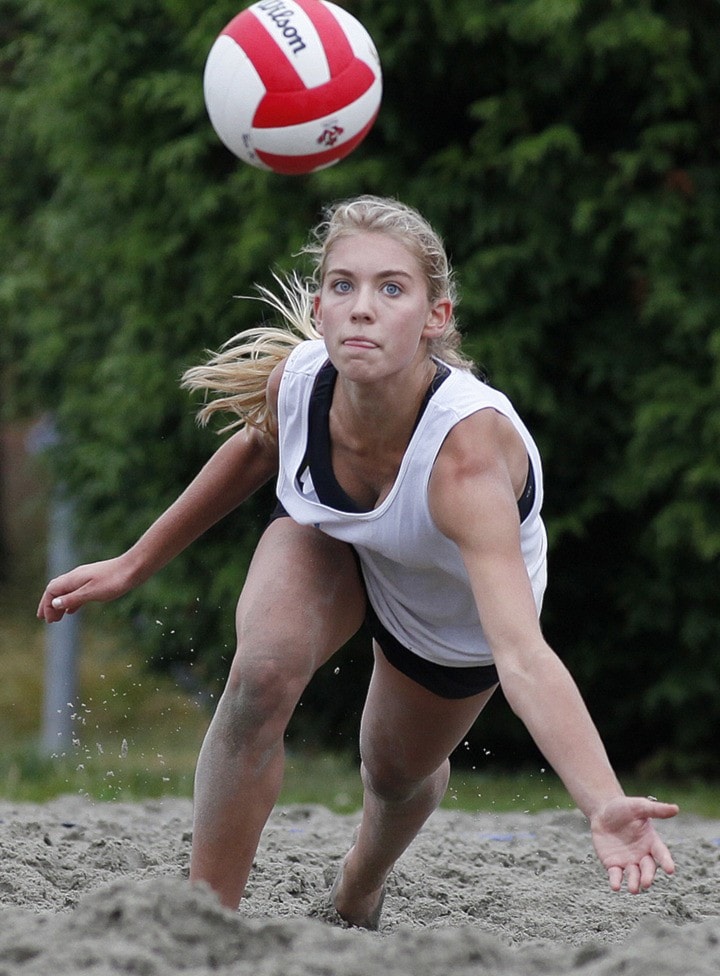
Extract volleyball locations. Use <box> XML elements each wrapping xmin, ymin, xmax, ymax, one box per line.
<box><xmin>203</xmin><ymin>0</ymin><xmax>382</xmax><ymax>174</ymax></box>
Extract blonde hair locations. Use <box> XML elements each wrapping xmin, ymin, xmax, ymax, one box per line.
<box><xmin>182</xmin><ymin>195</ymin><xmax>474</xmax><ymax>434</ymax></box>
<box><xmin>181</xmin><ymin>274</ymin><xmax>317</xmax><ymax>434</ymax></box>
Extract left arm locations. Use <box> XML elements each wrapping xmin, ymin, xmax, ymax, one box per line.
<box><xmin>429</xmin><ymin>409</ymin><xmax>678</xmax><ymax>893</ymax></box>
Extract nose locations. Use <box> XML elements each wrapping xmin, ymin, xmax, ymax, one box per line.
<box><xmin>349</xmin><ymin>284</ymin><xmax>375</xmax><ymax>322</ymax></box>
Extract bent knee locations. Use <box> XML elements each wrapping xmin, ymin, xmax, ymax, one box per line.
<box><xmin>360</xmin><ymin>757</ymin><xmax>421</xmax><ymax>804</ymax></box>
<box><xmin>222</xmin><ymin>655</ymin><xmax>306</xmax><ymax>738</ymax></box>
<box><xmin>361</xmin><ymin>746</ymin><xmax>451</xmax><ymax>805</ymax></box>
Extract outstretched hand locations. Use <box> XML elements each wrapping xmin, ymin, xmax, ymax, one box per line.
<box><xmin>590</xmin><ymin>796</ymin><xmax>679</xmax><ymax>894</ymax></box>
<box><xmin>36</xmin><ymin>556</ymin><xmax>135</xmax><ymax>623</ymax></box>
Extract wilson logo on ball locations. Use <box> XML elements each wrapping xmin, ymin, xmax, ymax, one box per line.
<box><xmin>203</xmin><ymin>0</ymin><xmax>383</xmax><ymax>174</ymax></box>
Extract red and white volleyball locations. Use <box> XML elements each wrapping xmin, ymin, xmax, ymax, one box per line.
<box><xmin>203</xmin><ymin>0</ymin><xmax>382</xmax><ymax>174</ymax></box>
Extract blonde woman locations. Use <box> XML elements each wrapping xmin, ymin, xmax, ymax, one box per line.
<box><xmin>38</xmin><ymin>196</ymin><xmax>677</xmax><ymax>928</ymax></box>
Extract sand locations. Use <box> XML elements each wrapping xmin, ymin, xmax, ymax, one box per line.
<box><xmin>0</xmin><ymin>795</ymin><xmax>718</xmax><ymax>975</ymax></box>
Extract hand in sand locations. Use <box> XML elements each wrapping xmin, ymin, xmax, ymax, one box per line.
<box><xmin>37</xmin><ymin>557</ymin><xmax>135</xmax><ymax>623</ymax></box>
<box><xmin>590</xmin><ymin>796</ymin><xmax>679</xmax><ymax>894</ymax></box>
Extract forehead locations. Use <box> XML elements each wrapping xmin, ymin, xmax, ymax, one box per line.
<box><xmin>324</xmin><ymin>231</ymin><xmax>423</xmax><ymax>276</ymax></box>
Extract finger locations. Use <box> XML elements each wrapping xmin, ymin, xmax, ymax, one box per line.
<box><xmin>37</xmin><ymin>593</ymin><xmax>59</xmax><ymax>622</ymax></box>
<box><xmin>607</xmin><ymin>866</ymin><xmax>624</xmax><ymax>892</ymax></box>
<box><xmin>639</xmin><ymin>854</ymin><xmax>657</xmax><ymax>890</ymax></box>
<box><xmin>625</xmin><ymin>863</ymin><xmax>641</xmax><ymax>895</ymax></box>
<box><xmin>38</xmin><ymin>589</ymin><xmax>76</xmax><ymax>622</ymax></box>
<box><xmin>652</xmin><ymin>840</ymin><xmax>676</xmax><ymax>877</ymax></box>
<box><xmin>40</xmin><ymin>602</ymin><xmax>66</xmax><ymax>624</ymax></box>
<box><xmin>649</xmin><ymin>801</ymin><xmax>680</xmax><ymax>821</ymax></box>
<box><xmin>50</xmin><ymin>594</ymin><xmax>81</xmax><ymax>617</ymax></box>
<box><xmin>38</xmin><ymin>579</ymin><xmax>67</xmax><ymax>618</ymax></box>
<box><xmin>632</xmin><ymin>798</ymin><xmax>680</xmax><ymax>820</ymax></box>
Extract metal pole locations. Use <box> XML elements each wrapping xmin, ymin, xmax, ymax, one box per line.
<box><xmin>41</xmin><ymin>491</ymin><xmax>79</xmax><ymax>755</ymax></box>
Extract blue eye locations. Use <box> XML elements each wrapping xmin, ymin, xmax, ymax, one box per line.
<box><xmin>383</xmin><ymin>282</ymin><xmax>401</xmax><ymax>297</ymax></box>
<box><xmin>332</xmin><ymin>280</ymin><xmax>352</xmax><ymax>294</ymax></box>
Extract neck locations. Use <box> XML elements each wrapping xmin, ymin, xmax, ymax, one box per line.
<box><xmin>331</xmin><ymin>356</ymin><xmax>437</xmax><ymax>447</ymax></box>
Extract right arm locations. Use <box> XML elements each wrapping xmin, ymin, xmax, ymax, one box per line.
<box><xmin>37</xmin><ymin>364</ymin><xmax>284</xmax><ymax>623</ymax></box>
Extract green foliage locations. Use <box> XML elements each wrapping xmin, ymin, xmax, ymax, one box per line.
<box><xmin>2</xmin><ymin>0</ymin><xmax>720</xmax><ymax>773</ymax></box>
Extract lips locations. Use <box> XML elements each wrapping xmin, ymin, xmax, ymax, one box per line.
<box><xmin>343</xmin><ymin>336</ymin><xmax>378</xmax><ymax>349</ymax></box>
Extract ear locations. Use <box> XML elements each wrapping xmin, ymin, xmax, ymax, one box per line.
<box><xmin>312</xmin><ymin>294</ymin><xmax>324</xmax><ymax>336</ymax></box>
<box><xmin>422</xmin><ymin>298</ymin><xmax>452</xmax><ymax>339</ymax></box>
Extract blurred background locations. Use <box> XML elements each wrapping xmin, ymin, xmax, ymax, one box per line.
<box><xmin>1</xmin><ymin>0</ymin><xmax>719</xmax><ymax>808</ymax></box>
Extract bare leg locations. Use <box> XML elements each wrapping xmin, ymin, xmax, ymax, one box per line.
<box><xmin>332</xmin><ymin>644</ymin><xmax>497</xmax><ymax>927</ymax></box>
<box><xmin>190</xmin><ymin>518</ymin><xmax>365</xmax><ymax>909</ymax></box>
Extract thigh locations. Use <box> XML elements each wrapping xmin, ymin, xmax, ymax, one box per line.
<box><xmin>234</xmin><ymin>516</ymin><xmax>366</xmax><ymax>680</ymax></box>
<box><xmin>360</xmin><ymin>643</ymin><xmax>498</xmax><ymax>785</ymax></box>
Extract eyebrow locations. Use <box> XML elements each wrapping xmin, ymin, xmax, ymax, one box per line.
<box><xmin>325</xmin><ymin>267</ymin><xmax>415</xmax><ymax>279</ymax></box>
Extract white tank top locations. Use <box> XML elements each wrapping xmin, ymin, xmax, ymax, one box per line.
<box><xmin>276</xmin><ymin>340</ymin><xmax>547</xmax><ymax>668</ymax></box>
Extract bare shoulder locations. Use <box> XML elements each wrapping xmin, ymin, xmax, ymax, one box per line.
<box><xmin>245</xmin><ymin>356</ymin><xmax>289</xmax><ymax>457</ymax></box>
<box><xmin>435</xmin><ymin>408</ymin><xmax>526</xmax><ymax>483</ymax></box>
<box><xmin>266</xmin><ymin>357</ymin><xmax>288</xmax><ymax>413</ymax></box>
<box><xmin>430</xmin><ymin>408</ymin><xmax>527</xmax><ymax>541</ymax></box>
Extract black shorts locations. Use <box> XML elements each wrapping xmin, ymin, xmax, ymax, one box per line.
<box><xmin>364</xmin><ymin>603</ymin><xmax>499</xmax><ymax>700</ymax></box>
<box><xmin>268</xmin><ymin>501</ymin><xmax>499</xmax><ymax>700</ymax></box>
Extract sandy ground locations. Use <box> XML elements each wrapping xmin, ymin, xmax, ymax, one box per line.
<box><xmin>0</xmin><ymin>795</ymin><xmax>718</xmax><ymax>975</ymax></box>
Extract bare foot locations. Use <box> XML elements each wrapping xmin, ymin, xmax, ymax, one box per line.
<box><xmin>331</xmin><ymin>854</ymin><xmax>386</xmax><ymax>931</ymax></box>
